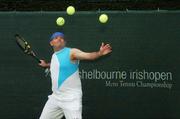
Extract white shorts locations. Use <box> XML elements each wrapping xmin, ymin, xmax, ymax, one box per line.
<box><xmin>39</xmin><ymin>95</ymin><xmax>82</xmax><ymax>119</ymax></box>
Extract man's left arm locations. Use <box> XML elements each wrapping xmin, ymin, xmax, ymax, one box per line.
<box><xmin>70</xmin><ymin>42</ymin><xmax>112</xmax><ymax>61</ymax></box>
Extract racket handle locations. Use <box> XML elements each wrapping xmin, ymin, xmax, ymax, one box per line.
<box><xmin>31</xmin><ymin>54</ymin><xmax>51</xmax><ymax>77</ymax></box>
<box><xmin>45</xmin><ymin>68</ymin><xmax>51</xmax><ymax>77</ymax></box>
<box><xmin>32</xmin><ymin>55</ymin><xmax>41</xmax><ymax>63</ymax></box>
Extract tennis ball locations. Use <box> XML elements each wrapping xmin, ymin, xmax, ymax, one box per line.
<box><xmin>66</xmin><ymin>6</ymin><xmax>75</xmax><ymax>15</ymax></box>
<box><xmin>99</xmin><ymin>14</ymin><xmax>108</xmax><ymax>23</ymax></box>
<box><xmin>56</xmin><ymin>17</ymin><xmax>65</xmax><ymax>26</ymax></box>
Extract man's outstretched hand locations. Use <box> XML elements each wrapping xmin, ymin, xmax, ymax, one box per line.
<box><xmin>99</xmin><ymin>42</ymin><xmax>112</xmax><ymax>56</ymax></box>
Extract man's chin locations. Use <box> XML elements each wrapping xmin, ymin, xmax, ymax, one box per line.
<box><xmin>54</xmin><ymin>45</ymin><xmax>64</xmax><ymax>49</ymax></box>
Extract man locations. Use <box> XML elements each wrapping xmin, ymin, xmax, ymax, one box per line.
<box><xmin>39</xmin><ymin>32</ymin><xmax>112</xmax><ymax>119</ymax></box>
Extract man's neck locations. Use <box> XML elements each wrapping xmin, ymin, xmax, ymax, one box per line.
<box><xmin>53</xmin><ymin>46</ymin><xmax>65</xmax><ymax>52</ymax></box>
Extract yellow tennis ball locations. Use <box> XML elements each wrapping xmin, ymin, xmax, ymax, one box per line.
<box><xmin>99</xmin><ymin>14</ymin><xmax>108</xmax><ymax>23</ymax></box>
<box><xmin>56</xmin><ymin>17</ymin><xmax>65</xmax><ymax>26</ymax></box>
<box><xmin>66</xmin><ymin>6</ymin><xmax>75</xmax><ymax>15</ymax></box>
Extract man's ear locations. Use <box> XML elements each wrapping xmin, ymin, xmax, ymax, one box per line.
<box><xmin>50</xmin><ymin>41</ymin><xmax>53</xmax><ymax>46</ymax></box>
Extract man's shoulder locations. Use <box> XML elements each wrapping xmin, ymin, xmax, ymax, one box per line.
<box><xmin>70</xmin><ymin>48</ymin><xmax>81</xmax><ymax>53</ymax></box>
<box><xmin>51</xmin><ymin>53</ymin><xmax>57</xmax><ymax>58</ymax></box>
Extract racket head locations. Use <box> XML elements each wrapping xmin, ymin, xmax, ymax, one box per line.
<box><xmin>15</xmin><ymin>34</ymin><xmax>32</xmax><ymax>55</ymax></box>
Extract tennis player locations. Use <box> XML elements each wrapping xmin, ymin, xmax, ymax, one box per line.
<box><xmin>39</xmin><ymin>32</ymin><xmax>112</xmax><ymax>119</ymax></box>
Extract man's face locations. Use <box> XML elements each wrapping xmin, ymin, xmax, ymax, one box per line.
<box><xmin>50</xmin><ymin>36</ymin><xmax>65</xmax><ymax>48</ymax></box>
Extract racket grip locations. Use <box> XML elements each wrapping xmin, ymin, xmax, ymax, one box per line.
<box><xmin>45</xmin><ymin>68</ymin><xmax>51</xmax><ymax>77</ymax></box>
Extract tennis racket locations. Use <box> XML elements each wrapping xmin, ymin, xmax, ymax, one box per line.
<box><xmin>14</xmin><ymin>34</ymin><xmax>50</xmax><ymax>77</ymax></box>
